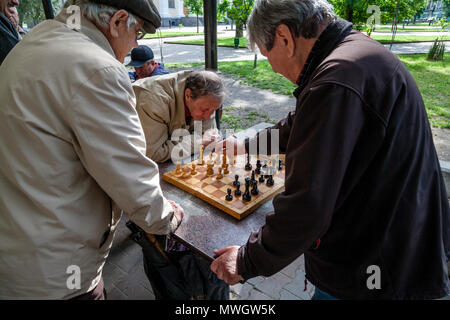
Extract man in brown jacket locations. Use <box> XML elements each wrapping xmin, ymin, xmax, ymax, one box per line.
<box><xmin>212</xmin><ymin>0</ymin><xmax>449</xmax><ymax>300</ymax></box>
<box><xmin>133</xmin><ymin>70</ymin><xmax>225</xmax><ymax>163</ymax></box>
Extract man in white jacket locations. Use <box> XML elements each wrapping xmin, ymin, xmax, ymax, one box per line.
<box><xmin>0</xmin><ymin>0</ymin><xmax>183</xmax><ymax>299</ymax></box>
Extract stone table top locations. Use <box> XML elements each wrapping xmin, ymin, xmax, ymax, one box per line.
<box><xmin>159</xmin><ymin>160</ymin><xmax>273</xmax><ymax>262</ymax></box>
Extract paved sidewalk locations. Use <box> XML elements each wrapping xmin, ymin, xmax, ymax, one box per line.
<box><xmin>103</xmin><ymin>217</ymin><xmax>315</xmax><ymax>300</ymax></box>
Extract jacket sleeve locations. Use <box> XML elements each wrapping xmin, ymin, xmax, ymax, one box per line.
<box><xmin>237</xmin><ymin>83</ymin><xmax>367</xmax><ymax>279</ymax></box>
<box><xmin>134</xmin><ymin>88</ymin><xmax>182</xmax><ymax>163</ymax></box>
<box><xmin>67</xmin><ymin>66</ymin><xmax>174</xmax><ymax>235</ymax></box>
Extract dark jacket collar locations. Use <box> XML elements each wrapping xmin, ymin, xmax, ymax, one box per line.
<box><xmin>294</xmin><ymin>18</ymin><xmax>353</xmax><ymax>98</ymax></box>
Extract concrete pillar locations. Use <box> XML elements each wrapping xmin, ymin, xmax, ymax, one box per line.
<box><xmin>176</xmin><ymin>0</ymin><xmax>184</xmax><ymax>17</ymax></box>
<box><xmin>158</xmin><ymin>0</ymin><xmax>170</xmax><ymax>18</ymax></box>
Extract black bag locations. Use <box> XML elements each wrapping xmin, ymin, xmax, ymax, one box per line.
<box><xmin>126</xmin><ymin>221</ymin><xmax>229</xmax><ymax>300</ymax></box>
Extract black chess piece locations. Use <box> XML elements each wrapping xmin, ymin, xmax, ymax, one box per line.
<box><xmin>278</xmin><ymin>159</ymin><xmax>283</xmax><ymax>170</ymax></box>
<box><xmin>259</xmin><ymin>174</ymin><xmax>265</xmax><ymax>183</ymax></box>
<box><xmin>251</xmin><ymin>180</ymin><xmax>259</xmax><ymax>195</ymax></box>
<box><xmin>255</xmin><ymin>160</ymin><xmax>262</xmax><ymax>174</ymax></box>
<box><xmin>225</xmin><ymin>188</ymin><xmax>233</xmax><ymax>201</ymax></box>
<box><xmin>234</xmin><ymin>184</ymin><xmax>242</xmax><ymax>196</ymax></box>
<box><xmin>245</xmin><ymin>153</ymin><xmax>252</xmax><ymax>171</ymax></box>
<box><xmin>233</xmin><ymin>174</ymin><xmax>239</xmax><ymax>186</ymax></box>
<box><xmin>251</xmin><ymin>170</ymin><xmax>256</xmax><ymax>183</ymax></box>
<box><xmin>243</xmin><ymin>178</ymin><xmax>252</xmax><ymax>202</ymax></box>
<box><xmin>262</xmin><ymin>160</ymin><xmax>268</xmax><ymax>168</ymax></box>
<box><xmin>266</xmin><ymin>175</ymin><xmax>274</xmax><ymax>186</ymax></box>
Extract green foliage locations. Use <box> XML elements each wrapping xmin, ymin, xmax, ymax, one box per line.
<box><xmin>17</xmin><ymin>0</ymin><xmax>62</xmax><ymax>26</ymax></box>
<box><xmin>184</xmin><ymin>0</ymin><xmax>203</xmax><ymax>33</ymax></box>
<box><xmin>427</xmin><ymin>39</ymin><xmax>446</xmax><ymax>61</ymax></box>
<box><xmin>329</xmin><ymin>0</ymin><xmax>427</xmax><ymax>25</ymax></box>
<box><xmin>217</xmin><ymin>0</ymin><xmax>254</xmax><ymax>37</ymax></box>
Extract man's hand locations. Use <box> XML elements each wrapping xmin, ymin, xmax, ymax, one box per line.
<box><xmin>197</xmin><ymin>128</ymin><xmax>221</xmax><ymax>148</ymax></box>
<box><xmin>168</xmin><ymin>199</ymin><xmax>184</xmax><ymax>228</ymax></box>
<box><xmin>214</xmin><ymin>136</ymin><xmax>246</xmax><ymax>156</ymax></box>
<box><xmin>210</xmin><ymin>246</ymin><xmax>244</xmax><ymax>285</ymax></box>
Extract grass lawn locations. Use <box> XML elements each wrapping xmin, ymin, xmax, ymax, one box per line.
<box><xmin>169</xmin><ymin>34</ymin><xmax>449</xmax><ymax>47</ymax></box>
<box><xmin>370</xmin><ymin>34</ymin><xmax>449</xmax><ymax>43</ymax></box>
<box><xmin>374</xmin><ymin>26</ymin><xmax>446</xmax><ymax>32</ymax></box>
<box><xmin>144</xmin><ymin>32</ymin><xmax>203</xmax><ymax>39</ymax></box>
<box><xmin>167</xmin><ymin>53</ymin><xmax>449</xmax><ymax>128</ymax></box>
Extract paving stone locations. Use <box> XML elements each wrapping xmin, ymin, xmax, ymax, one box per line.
<box><xmin>106</xmin><ymin>285</ymin><xmax>128</xmax><ymax>300</ymax></box>
<box><xmin>107</xmin><ymin>240</ymin><xmax>142</xmax><ymax>274</ymax></box>
<box><xmin>280</xmin><ymin>255</ymin><xmax>305</xmax><ymax>279</ymax></box>
<box><xmin>247</xmin><ymin>289</ymin><xmax>272</xmax><ymax>300</ymax></box>
<box><xmin>232</xmin><ymin>282</ymin><xmax>254</xmax><ymax>300</ymax></box>
<box><xmin>279</xmin><ymin>289</ymin><xmax>302</xmax><ymax>300</ymax></box>
<box><xmin>282</xmin><ymin>269</ymin><xmax>315</xmax><ymax>300</ymax></box>
<box><xmin>102</xmin><ymin>260</ymin><xmax>128</xmax><ymax>293</ymax></box>
<box><xmin>246</xmin><ymin>276</ymin><xmax>265</xmax><ymax>286</ymax></box>
<box><xmin>252</xmin><ymin>272</ymin><xmax>294</xmax><ymax>300</ymax></box>
<box><xmin>229</xmin><ymin>291</ymin><xmax>241</xmax><ymax>300</ymax></box>
<box><xmin>122</xmin><ymin>284</ymin><xmax>155</xmax><ymax>300</ymax></box>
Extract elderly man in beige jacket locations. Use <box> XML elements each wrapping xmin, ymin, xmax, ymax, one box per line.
<box><xmin>0</xmin><ymin>0</ymin><xmax>183</xmax><ymax>299</ymax></box>
<box><xmin>133</xmin><ymin>70</ymin><xmax>225</xmax><ymax>163</ymax></box>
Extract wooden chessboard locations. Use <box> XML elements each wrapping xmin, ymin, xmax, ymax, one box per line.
<box><xmin>162</xmin><ymin>154</ymin><xmax>286</xmax><ymax>220</ymax></box>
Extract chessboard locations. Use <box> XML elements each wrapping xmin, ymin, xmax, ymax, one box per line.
<box><xmin>162</xmin><ymin>153</ymin><xmax>285</xmax><ymax>220</ymax></box>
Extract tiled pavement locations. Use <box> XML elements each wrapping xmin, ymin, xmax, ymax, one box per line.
<box><xmin>103</xmin><ymin>217</ymin><xmax>315</xmax><ymax>300</ymax></box>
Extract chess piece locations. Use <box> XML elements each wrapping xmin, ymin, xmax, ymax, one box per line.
<box><xmin>259</xmin><ymin>174</ymin><xmax>265</xmax><ymax>183</ymax></box>
<box><xmin>198</xmin><ymin>145</ymin><xmax>204</xmax><ymax>165</ymax></box>
<box><xmin>223</xmin><ymin>163</ymin><xmax>229</xmax><ymax>175</ymax></box>
<box><xmin>245</xmin><ymin>153</ymin><xmax>252</xmax><ymax>171</ymax></box>
<box><xmin>191</xmin><ymin>163</ymin><xmax>197</xmax><ymax>175</ymax></box>
<box><xmin>182</xmin><ymin>165</ymin><xmax>189</xmax><ymax>173</ymax></box>
<box><xmin>206</xmin><ymin>163</ymin><xmax>214</xmax><ymax>176</ymax></box>
<box><xmin>225</xmin><ymin>188</ymin><xmax>233</xmax><ymax>201</ymax></box>
<box><xmin>262</xmin><ymin>160</ymin><xmax>268</xmax><ymax>168</ymax></box>
<box><xmin>278</xmin><ymin>159</ymin><xmax>283</xmax><ymax>170</ymax></box>
<box><xmin>255</xmin><ymin>160</ymin><xmax>262</xmax><ymax>174</ymax></box>
<box><xmin>216</xmin><ymin>167</ymin><xmax>223</xmax><ymax>179</ymax></box>
<box><xmin>234</xmin><ymin>184</ymin><xmax>242</xmax><ymax>196</ymax></box>
<box><xmin>233</xmin><ymin>174</ymin><xmax>240</xmax><ymax>186</ymax></box>
<box><xmin>243</xmin><ymin>178</ymin><xmax>252</xmax><ymax>202</ymax></box>
<box><xmin>251</xmin><ymin>180</ymin><xmax>259</xmax><ymax>195</ymax></box>
<box><xmin>222</xmin><ymin>153</ymin><xmax>227</xmax><ymax>168</ymax></box>
<box><xmin>175</xmin><ymin>162</ymin><xmax>181</xmax><ymax>174</ymax></box>
<box><xmin>266</xmin><ymin>175</ymin><xmax>274</xmax><ymax>186</ymax></box>
<box><xmin>251</xmin><ymin>170</ymin><xmax>256</xmax><ymax>183</ymax></box>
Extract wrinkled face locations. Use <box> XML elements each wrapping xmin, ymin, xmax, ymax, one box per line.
<box><xmin>258</xmin><ymin>42</ymin><xmax>289</xmax><ymax>80</ymax></box>
<box><xmin>106</xmin><ymin>10</ymin><xmax>145</xmax><ymax>63</ymax></box>
<box><xmin>185</xmin><ymin>90</ymin><xmax>222</xmax><ymax>121</ymax></box>
<box><xmin>0</xmin><ymin>0</ymin><xmax>19</xmax><ymax>18</ymax></box>
<box><xmin>135</xmin><ymin>60</ymin><xmax>157</xmax><ymax>79</ymax></box>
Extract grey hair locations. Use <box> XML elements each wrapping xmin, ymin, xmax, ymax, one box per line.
<box><xmin>63</xmin><ymin>0</ymin><xmax>139</xmax><ymax>30</ymax></box>
<box><xmin>185</xmin><ymin>71</ymin><xmax>226</xmax><ymax>102</ymax></box>
<box><xmin>247</xmin><ymin>0</ymin><xmax>336</xmax><ymax>51</ymax></box>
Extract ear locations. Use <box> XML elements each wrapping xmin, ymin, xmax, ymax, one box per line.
<box><xmin>108</xmin><ymin>9</ymin><xmax>129</xmax><ymax>38</ymax></box>
<box><xmin>275</xmin><ymin>24</ymin><xmax>296</xmax><ymax>58</ymax></box>
<box><xmin>184</xmin><ymin>88</ymin><xmax>192</xmax><ymax>104</ymax></box>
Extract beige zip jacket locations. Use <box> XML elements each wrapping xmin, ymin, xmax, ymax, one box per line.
<box><xmin>133</xmin><ymin>71</ymin><xmax>217</xmax><ymax>163</ymax></box>
<box><xmin>0</xmin><ymin>10</ymin><xmax>175</xmax><ymax>299</ymax></box>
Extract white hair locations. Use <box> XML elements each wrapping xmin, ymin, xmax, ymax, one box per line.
<box><xmin>63</xmin><ymin>0</ymin><xmax>139</xmax><ymax>30</ymax></box>
<box><xmin>248</xmin><ymin>0</ymin><xmax>336</xmax><ymax>51</ymax></box>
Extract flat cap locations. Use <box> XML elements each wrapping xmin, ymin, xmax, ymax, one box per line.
<box><xmin>88</xmin><ymin>0</ymin><xmax>161</xmax><ymax>34</ymax></box>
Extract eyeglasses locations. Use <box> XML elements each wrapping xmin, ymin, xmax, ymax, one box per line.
<box><xmin>136</xmin><ymin>27</ymin><xmax>146</xmax><ymax>40</ymax></box>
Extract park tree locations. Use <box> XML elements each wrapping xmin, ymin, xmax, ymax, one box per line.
<box><xmin>444</xmin><ymin>0</ymin><xmax>450</xmax><ymax>18</ymax></box>
<box><xmin>217</xmin><ymin>0</ymin><xmax>254</xmax><ymax>38</ymax></box>
<box><xmin>329</xmin><ymin>0</ymin><xmax>427</xmax><ymax>26</ymax></box>
<box><xmin>17</xmin><ymin>0</ymin><xmax>62</xmax><ymax>27</ymax></box>
<box><xmin>184</xmin><ymin>0</ymin><xmax>203</xmax><ymax>33</ymax></box>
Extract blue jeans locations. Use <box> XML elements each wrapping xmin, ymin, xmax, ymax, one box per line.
<box><xmin>311</xmin><ymin>287</ymin><xmax>339</xmax><ymax>300</ymax></box>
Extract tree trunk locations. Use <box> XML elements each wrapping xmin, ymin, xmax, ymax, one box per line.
<box><xmin>346</xmin><ymin>7</ymin><xmax>354</xmax><ymax>23</ymax></box>
<box><xmin>196</xmin><ymin>14</ymin><xmax>199</xmax><ymax>33</ymax></box>
<box><xmin>235</xmin><ymin>23</ymin><xmax>243</xmax><ymax>38</ymax></box>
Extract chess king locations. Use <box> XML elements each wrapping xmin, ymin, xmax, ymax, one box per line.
<box><xmin>133</xmin><ymin>70</ymin><xmax>225</xmax><ymax>163</ymax></box>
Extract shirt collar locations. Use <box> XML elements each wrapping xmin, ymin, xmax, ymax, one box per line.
<box><xmin>293</xmin><ymin>18</ymin><xmax>353</xmax><ymax>98</ymax></box>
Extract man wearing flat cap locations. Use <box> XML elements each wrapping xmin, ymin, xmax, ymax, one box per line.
<box><xmin>128</xmin><ymin>45</ymin><xmax>168</xmax><ymax>82</ymax></box>
<box><xmin>0</xmin><ymin>0</ymin><xmax>184</xmax><ymax>299</ymax></box>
